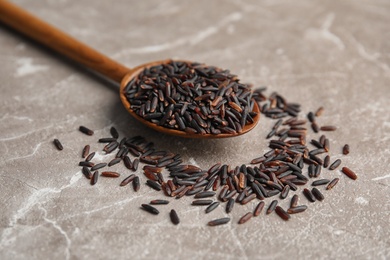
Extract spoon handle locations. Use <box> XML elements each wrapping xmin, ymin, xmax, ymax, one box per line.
<box><xmin>0</xmin><ymin>1</ymin><xmax>130</xmax><ymax>83</ymax></box>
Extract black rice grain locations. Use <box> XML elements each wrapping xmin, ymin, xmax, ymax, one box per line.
<box><xmin>110</xmin><ymin>126</ymin><xmax>119</xmax><ymax>139</ymax></box>
<box><xmin>141</xmin><ymin>204</ymin><xmax>159</xmax><ymax>215</ymax></box>
<box><xmin>79</xmin><ymin>161</ymin><xmax>94</xmax><ymax>167</ymax></box>
<box><xmin>342</xmin><ymin>167</ymin><xmax>358</xmax><ymax>180</ymax></box>
<box><xmin>319</xmin><ymin>135</ymin><xmax>326</xmax><ymax>146</ymax></box>
<box><xmin>311</xmin><ymin>139</ymin><xmax>323</xmax><ymax>149</ymax></box>
<box><xmin>157</xmin><ymin>172</ymin><xmax>165</xmax><ymax>184</ymax></box>
<box><xmin>307</xmin><ymin>112</ymin><xmax>315</xmax><ymax>123</ymax></box>
<box><xmin>266</xmin><ymin>129</ymin><xmax>277</xmax><ymax>139</ymax></box>
<box><xmin>116</xmin><ymin>147</ymin><xmax>128</xmax><ymax>158</ymax></box>
<box><xmin>312</xmin><ymin>179</ymin><xmax>330</xmax><ymax>186</ymax></box>
<box><xmin>101</xmin><ymin>171</ymin><xmax>120</xmax><ymax>178</ymax></box>
<box><xmin>146</xmin><ymin>180</ymin><xmax>162</xmax><ymax>191</ymax></box>
<box><xmin>273</xmin><ymin>119</ymin><xmax>283</xmax><ymax>130</ymax></box>
<box><xmin>175</xmin><ymin>187</ymin><xmax>191</xmax><ymax>199</ymax></box>
<box><xmin>253</xmin><ymin>201</ymin><xmax>265</xmax><ymax>216</ymax></box>
<box><xmin>98</xmin><ymin>137</ymin><xmax>117</xmax><ymax>143</ymax></box>
<box><xmin>320</xmin><ymin>125</ymin><xmax>337</xmax><ymax>131</ymax></box>
<box><xmin>82</xmin><ymin>166</ymin><xmax>92</xmax><ymax>179</ymax></box>
<box><xmin>267</xmin><ymin>190</ymin><xmax>281</xmax><ymax>197</ymax></box>
<box><xmin>132</xmin><ymin>158</ymin><xmax>139</xmax><ymax>171</ymax></box>
<box><xmin>171</xmin><ymin>185</ymin><xmax>186</xmax><ymax>197</ymax></box>
<box><xmin>208</xmin><ymin>217</ymin><xmax>230</xmax><ymax>226</ymax></box>
<box><xmin>143</xmin><ymin>170</ymin><xmax>159</xmax><ymax>181</ymax></box>
<box><xmin>224</xmin><ymin>190</ymin><xmax>237</xmax><ymax>201</ymax></box>
<box><xmin>303</xmin><ymin>188</ymin><xmax>316</xmax><ymax>202</ymax></box>
<box><xmin>186</xmin><ymin>187</ymin><xmax>203</xmax><ymax>196</ymax></box>
<box><xmin>311</xmin><ymin>122</ymin><xmax>319</xmax><ymax>133</ymax></box>
<box><xmin>314</xmin><ymin>164</ymin><xmax>322</xmax><ymax>177</ymax></box>
<box><xmin>123</xmin><ymin>156</ymin><xmax>132</xmax><ymax>170</ymax></box>
<box><xmin>150</xmin><ymin>199</ymin><xmax>169</xmax><ymax>205</ymax></box>
<box><xmin>287</xmin><ymin>205</ymin><xmax>307</xmax><ymax>214</ymax></box>
<box><xmin>79</xmin><ymin>126</ymin><xmax>94</xmax><ymax>136</ymax></box>
<box><xmin>170</xmin><ymin>209</ymin><xmax>180</xmax><ymax>225</ymax></box>
<box><xmin>205</xmin><ymin>202</ymin><xmax>220</xmax><ymax>213</ymax></box>
<box><xmin>235</xmin><ymin>191</ymin><xmax>246</xmax><ymax>203</ymax></box>
<box><xmin>308</xmin><ymin>164</ymin><xmax>315</xmax><ymax>178</ymax></box>
<box><xmin>309</xmin><ymin>148</ymin><xmax>326</xmax><ymax>156</ymax></box>
<box><xmin>324</xmin><ymin>138</ymin><xmax>330</xmax><ymax>152</ymax></box>
<box><xmin>343</xmin><ymin>144</ymin><xmax>350</xmax><ymax>155</ymax></box>
<box><xmin>275</xmin><ymin>206</ymin><xmax>290</xmax><ymax>221</ymax></box>
<box><xmin>315</xmin><ymin>107</ymin><xmax>324</xmax><ymax>117</ymax></box>
<box><xmin>290</xmin><ymin>194</ymin><xmax>299</xmax><ymax>208</ymax></box>
<box><xmin>91</xmin><ymin>163</ymin><xmax>107</xmax><ymax>171</ymax></box>
<box><xmin>218</xmin><ymin>185</ymin><xmax>229</xmax><ymax>201</ymax></box>
<box><xmin>120</xmin><ymin>174</ymin><xmax>135</xmax><ymax>186</ymax></box>
<box><xmin>323</xmin><ymin>155</ymin><xmax>330</xmax><ymax>168</ymax></box>
<box><xmin>133</xmin><ymin>176</ymin><xmax>140</xmax><ymax>191</ymax></box>
<box><xmin>85</xmin><ymin>152</ymin><xmax>95</xmax><ymax>162</ymax></box>
<box><xmin>192</xmin><ymin>199</ymin><xmax>213</xmax><ymax>206</ymax></box>
<box><xmin>82</xmin><ymin>145</ymin><xmax>90</xmax><ymax>158</ymax></box>
<box><xmin>108</xmin><ymin>158</ymin><xmax>121</xmax><ymax>167</ymax></box>
<box><xmin>119</xmin><ymin>137</ymin><xmax>127</xmax><ymax>148</ymax></box>
<box><xmin>226</xmin><ymin>198</ymin><xmax>235</xmax><ymax>213</ymax></box>
<box><xmin>90</xmin><ymin>171</ymin><xmax>98</xmax><ymax>185</ymax></box>
<box><xmin>266</xmin><ymin>200</ymin><xmax>278</xmax><ymax>214</ymax></box>
<box><xmin>311</xmin><ymin>187</ymin><xmax>324</xmax><ymax>201</ymax></box>
<box><xmin>280</xmin><ymin>185</ymin><xmax>290</xmax><ymax>199</ymax></box>
<box><xmin>329</xmin><ymin>159</ymin><xmax>341</xmax><ymax>170</ymax></box>
<box><xmin>310</xmin><ymin>155</ymin><xmax>323</xmax><ymax>166</ymax></box>
<box><xmin>251</xmin><ymin>183</ymin><xmax>265</xmax><ymax>200</ymax></box>
<box><xmin>238</xmin><ymin>212</ymin><xmax>253</xmax><ymax>224</ymax></box>
<box><xmin>103</xmin><ymin>141</ymin><xmax>119</xmax><ymax>153</ymax></box>
<box><xmin>53</xmin><ymin>139</ymin><xmax>63</xmax><ymax>150</ymax></box>
<box><xmin>194</xmin><ymin>191</ymin><xmax>216</xmax><ymax>199</ymax></box>
<box><xmin>241</xmin><ymin>193</ymin><xmax>257</xmax><ymax>205</ymax></box>
<box><xmin>326</xmin><ymin>178</ymin><xmax>340</xmax><ymax>190</ymax></box>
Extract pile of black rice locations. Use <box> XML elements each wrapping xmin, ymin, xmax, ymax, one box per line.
<box><xmin>54</xmin><ymin>61</ymin><xmax>357</xmax><ymax>226</ymax></box>
<box><xmin>123</xmin><ymin>61</ymin><xmax>257</xmax><ymax>135</ymax></box>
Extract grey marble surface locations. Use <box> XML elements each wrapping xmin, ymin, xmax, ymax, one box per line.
<box><xmin>1</xmin><ymin>0</ymin><xmax>389</xmax><ymax>259</ymax></box>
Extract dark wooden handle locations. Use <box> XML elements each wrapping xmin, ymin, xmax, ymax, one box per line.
<box><xmin>0</xmin><ymin>1</ymin><xmax>130</xmax><ymax>83</ymax></box>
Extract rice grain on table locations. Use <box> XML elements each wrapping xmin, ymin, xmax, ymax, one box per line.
<box><xmin>53</xmin><ymin>139</ymin><xmax>63</xmax><ymax>150</ymax></box>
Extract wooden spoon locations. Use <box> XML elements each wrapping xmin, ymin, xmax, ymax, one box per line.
<box><xmin>0</xmin><ymin>1</ymin><xmax>260</xmax><ymax>138</ymax></box>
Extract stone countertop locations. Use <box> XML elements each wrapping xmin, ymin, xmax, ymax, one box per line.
<box><xmin>1</xmin><ymin>0</ymin><xmax>389</xmax><ymax>259</ymax></box>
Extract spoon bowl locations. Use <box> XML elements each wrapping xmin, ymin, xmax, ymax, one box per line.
<box><xmin>119</xmin><ymin>59</ymin><xmax>260</xmax><ymax>138</ymax></box>
<box><xmin>0</xmin><ymin>1</ymin><xmax>260</xmax><ymax>139</ymax></box>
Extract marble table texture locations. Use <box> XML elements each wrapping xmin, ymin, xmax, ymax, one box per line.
<box><xmin>1</xmin><ymin>0</ymin><xmax>389</xmax><ymax>259</ymax></box>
